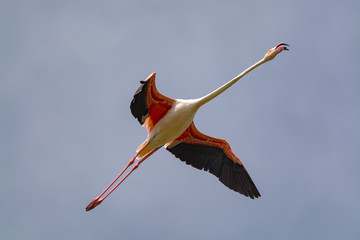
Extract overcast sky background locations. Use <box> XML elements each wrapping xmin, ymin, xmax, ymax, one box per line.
<box><xmin>1</xmin><ymin>0</ymin><xmax>359</xmax><ymax>239</ymax></box>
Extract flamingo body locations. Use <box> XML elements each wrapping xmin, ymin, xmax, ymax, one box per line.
<box><xmin>131</xmin><ymin>73</ymin><xmax>200</xmax><ymax>158</ymax></box>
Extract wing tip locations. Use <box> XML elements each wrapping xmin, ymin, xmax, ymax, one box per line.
<box><xmin>145</xmin><ymin>72</ymin><xmax>156</xmax><ymax>82</ymax></box>
<box><xmin>167</xmin><ymin>141</ymin><xmax>261</xmax><ymax>199</ymax></box>
<box><xmin>130</xmin><ymin>73</ymin><xmax>156</xmax><ymax>124</ymax></box>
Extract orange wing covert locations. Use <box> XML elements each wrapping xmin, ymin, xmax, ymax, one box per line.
<box><xmin>130</xmin><ymin>73</ymin><xmax>175</xmax><ymax>133</ymax></box>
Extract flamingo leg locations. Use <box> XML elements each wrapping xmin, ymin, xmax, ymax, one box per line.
<box><xmin>86</xmin><ymin>147</ymin><xmax>161</xmax><ymax>211</ymax></box>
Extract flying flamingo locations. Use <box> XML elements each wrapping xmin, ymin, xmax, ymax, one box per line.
<box><xmin>86</xmin><ymin>43</ymin><xmax>289</xmax><ymax>211</ymax></box>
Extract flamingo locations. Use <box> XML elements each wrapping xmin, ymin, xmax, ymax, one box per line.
<box><xmin>86</xmin><ymin>43</ymin><xmax>289</xmax><ymax>211</ymax></box>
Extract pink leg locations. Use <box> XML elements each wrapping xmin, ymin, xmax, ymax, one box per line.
<box><xmin>86</xmin><ymin>147</ymin><xmax>160</xmax><ymax>211</ymax></box>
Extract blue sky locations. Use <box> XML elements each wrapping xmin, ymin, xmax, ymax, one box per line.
<box><xmin>1</xmin><ymin>0</ymin><xmax>359</xmax><ymax>239</ymax></box>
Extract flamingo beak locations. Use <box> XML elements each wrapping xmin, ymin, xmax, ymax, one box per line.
<box><xmin>274</xmin><ymin>43</ymin><xmax>290</xmax><ymax>53</ymax></box>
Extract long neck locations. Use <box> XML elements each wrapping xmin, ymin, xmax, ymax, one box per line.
<box><xmin>196</xmin><ymin>58</ymin><xmax>266</xmax><ymax>106</ymax></box>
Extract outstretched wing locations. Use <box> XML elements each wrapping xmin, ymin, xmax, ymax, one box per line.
<box><xmin>166</xmin><ymin>122</ymin><xmax>260</xmax><ymax>199</ymax></box>
<box><xmin>130</xmin><ymin>72</ymin><xmax>175</xmax><ymax>133</ymax></box>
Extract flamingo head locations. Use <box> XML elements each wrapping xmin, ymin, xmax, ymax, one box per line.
<box><xmin>263</xmin><ymin>43</ymin><xmax>289</xmax><ymax>62</ymax></box>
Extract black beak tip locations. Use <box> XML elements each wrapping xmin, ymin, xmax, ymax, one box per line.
<box><xmin>276</xmin><ymin>43</ymin><xmax>290</xmax><ymax>51</ymax></box>
<box><xmin>276</xmin><ymin>42</ymin><xmax>290</xmax><ymax>49</ymax></box>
